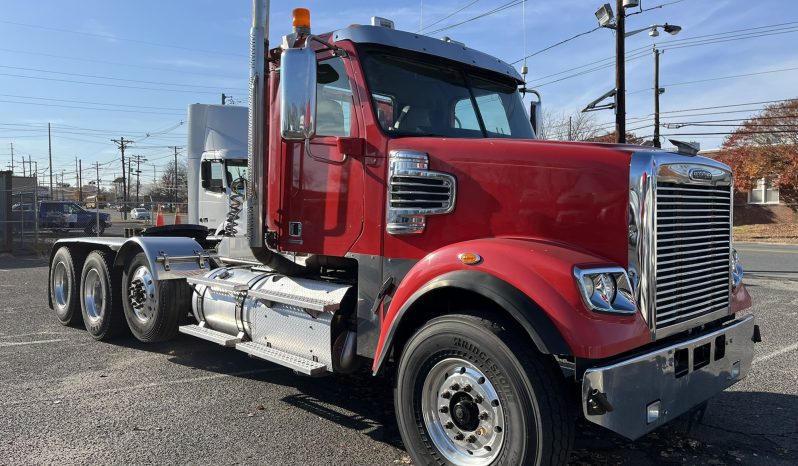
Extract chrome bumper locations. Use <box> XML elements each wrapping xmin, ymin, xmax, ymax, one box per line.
<box><xmin>582</xmin><ymin>315</ymin><xmax>756</xmax><ymax>440</ymax></box>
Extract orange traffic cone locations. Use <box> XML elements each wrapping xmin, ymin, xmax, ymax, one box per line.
<box><xmin>173</xmin><ymin>206</ymin><xmax>181</xmax><ymax>225</ymax></box>
<box><xmin>155</xmin><ymin>206</ymin><xmax>165</xmax><ymax>226</ymax></box>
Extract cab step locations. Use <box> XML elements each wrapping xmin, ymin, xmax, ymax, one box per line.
<box><xmin>235</xmin><ymin>341</ymin><xmax>327</xmax><ymax>376</ymax></box>
<box><xmin>179</xmin><ymin>323</ymin><xmax>242</xmax><ymax>347</ymax></box>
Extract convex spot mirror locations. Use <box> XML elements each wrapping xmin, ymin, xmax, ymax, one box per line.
<box><xmin>280</xmin><ymin>47</ymin><xmax>318</xmax><ymax>141</ymax></box>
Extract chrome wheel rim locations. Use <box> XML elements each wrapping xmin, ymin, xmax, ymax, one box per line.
<box><xmin>421</xmin><ymin>358</ymin><xmax>505</xmax><ymax>465</ymax></box>
<box><xmin>128</xmin><ymin>266</ymin><xmax>156</xmax><ymax>323</ymax></box>
<box><xmin>53</xmin><ymin>261</ymin><xmax>69</xmax><ymax>309</ymax></box>
<box><xmin>83</xmin><ymin>268</ymin><xmax>105</xmax><ymax>323</ymax></box>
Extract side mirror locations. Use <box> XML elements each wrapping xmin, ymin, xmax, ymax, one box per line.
<box><xmin>280</xmin><ymin>47</ymin><xmax>317</xmax><ymax>141</ymax></box>
<box><xmin>529</xmin><ymin>93</ymin><xmax>542</xmax><ymax>138</ymax></box>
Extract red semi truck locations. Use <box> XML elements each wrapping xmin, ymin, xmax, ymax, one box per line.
<box><xmin>47</xmin><ymin>2</ymin><xmax>758</xmax><ymax>464</ymax></box>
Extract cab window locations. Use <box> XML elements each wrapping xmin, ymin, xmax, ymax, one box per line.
<box><xmin>316</xmin><ymin>57</ymin><xmax>353</xmax><ymax>137</ymax></box>
<box><xmin>201</xmin><ymin>160</ymin><xmax>225</xmax><ymax>192</ymax></box>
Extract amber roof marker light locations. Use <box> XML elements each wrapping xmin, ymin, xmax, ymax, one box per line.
<box><xmin>292</xmin><ymin>8</ymin><xmax>311</xmax><ymax>34</ymax></box>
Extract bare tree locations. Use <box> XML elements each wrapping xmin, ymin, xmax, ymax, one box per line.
<box><xmin>539</xmin><ymin>110</ymin><xmax>602</xmax><ymax>141</ymax></box>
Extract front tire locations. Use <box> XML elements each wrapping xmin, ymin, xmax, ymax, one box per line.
<box><xmin>121</xmin><ymin>252</ymin><xmax>189</xmax><ymax>342</ymax></box>
<box><xmin>50</xmin><ymin>247</ymin><xmax>81</xmax><ymax>326</ymax></box>
<box><xmin>80</xmin><ymin>251</ymin><xmax>127</xmax><ymax>340</ymax></box>
<box><xmin>395</xmin><ymin>313</ymin><xmax>573</xmax><ymax>466</ymax></box>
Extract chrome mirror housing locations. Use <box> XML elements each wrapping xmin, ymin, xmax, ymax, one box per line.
<box><xmin>280</xmin><ymin>47</ymin><xmax>317</xmax><ymax>141</ymax></box>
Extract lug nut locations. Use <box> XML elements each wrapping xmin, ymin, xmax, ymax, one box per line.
<box><xmin>463</xmin><ymin>384</ymin><xmax>472</xmax><ymax>392</ymax></box>
<box><xmin>444</xmin><ymin>421</ymin><xmax>454</xmax><ymax>429</ymax></box>
<box><xmin>439</xmin><ymin>406</ymin><xmax>449</xmax><ymax>414</ymax></box>
<box><xmin>441</xmin><ymin>391</ymin><xmax>452</xmax><ymax>399</ymax></box>
<box><xmin>467</xmin><ymin>435</ymin><xmax>477</xmax><ymax>443</ymax></box>
<box><xmin>454</xmin><ymin>433</ymin><xmax>464</xmax><ymax>441</ymax></box>
<box><xmin>450</xmin><ymin>383</ymin><xmax>460</xmax><ymax>391</ymax></box>
<box><xmin>479</xmin><ymin>412</ymin><xmax>489</xmax><ymax>420</ymax></box>
<box><xmin>474</xmin><ymin>395</ymin><xmax>483</xmax><ymax>403</ymax></box>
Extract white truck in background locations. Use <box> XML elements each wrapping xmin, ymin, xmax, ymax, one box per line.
<box><xmin>187</xmin><ymin>104</ymin><xmax>248</xmax><ymax>236</ymax></box>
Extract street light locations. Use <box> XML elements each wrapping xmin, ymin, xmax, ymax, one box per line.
<box><xmin>594</xmin><ymin>0</ymin><xmax>681</xmax><ymax>143</ymax></box>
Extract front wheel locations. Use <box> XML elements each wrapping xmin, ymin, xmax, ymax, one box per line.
<box><xmin>395</xmin><ymin>313</ymin><xmax>573</xmax><ymax>466</ymax></box>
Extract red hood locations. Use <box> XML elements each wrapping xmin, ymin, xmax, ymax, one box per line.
<box><xmin>383</xmin><ymin>137</ymin><xmax>634</xmax><ymax>266</ymax></box>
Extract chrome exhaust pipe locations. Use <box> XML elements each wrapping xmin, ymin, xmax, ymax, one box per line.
<box><xmin>247</xmin><ymin>0</ymin><xmax>268</xmax><ymax>249</ymax></box>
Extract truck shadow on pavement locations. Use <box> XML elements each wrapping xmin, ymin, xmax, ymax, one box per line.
<box><xmin>113</xmin><ymin>335</ymin><xmax>798</xmax><ymax>465</ymax></box>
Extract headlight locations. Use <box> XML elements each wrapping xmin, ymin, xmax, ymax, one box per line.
<box><xmin>574</xmin><ymin>267</ymin><xmax>637</xmax><ymax>315</ymax></box>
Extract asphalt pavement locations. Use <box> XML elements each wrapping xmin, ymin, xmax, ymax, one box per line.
<box><xmin>0</xmin><ymin>250</ymin><xmax>796</xmax><ymax>465</ymax></box>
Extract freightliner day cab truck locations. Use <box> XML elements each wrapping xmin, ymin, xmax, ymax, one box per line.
<box><xmin>48</xmin><ymin>2</ymin><xmax>759</xmax><ymax>464</ymax></box>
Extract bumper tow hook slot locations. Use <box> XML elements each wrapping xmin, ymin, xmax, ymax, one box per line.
<box><xmin>586</xmin><ymin>389</ymin><xmax>614</xmax><ymax>415</ymax></box>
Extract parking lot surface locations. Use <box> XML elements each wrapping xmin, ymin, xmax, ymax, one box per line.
<box><xmin>0</xmin><ymin>252</ymin><xmax>796</xmax><ymax>465</ymax></box>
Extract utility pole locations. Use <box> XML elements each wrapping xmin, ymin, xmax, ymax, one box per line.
<box><xmin>48</xmin><ymin>123</ymin><xmax>53</xmax><ymax>199</ymax></box>
<box><xmin>95</xmin><ymin>162</ymin><xmax>101</xmax><ymax>236</ymax></box>
<box><xmin>111</xmin><ymin>137</ymin><xmax>133</xmax><ymax>219</ymax></box>
<box><xmin>169</xmin><ymin>146</ymin><xmax>182</xmax><ymax>207</ymax></box>
<box><xmin>222</xmin><ymin>93</ymin><xmax>227</xmax><ymax>105</ymax></box>
<box><xmin>131</xmin><ymin>154</ymin><xmax>147</xmax><ymax>204</ymax></box>
<box><xmin>9</xmin><ymin>142</ymin><xmax>14</xmax><ymax>175</ymax></box>
<box><xmin>615</xmin><ymin>0</ymin><xmax>626</xmax><ymax>144</ymax></box>
<box><xmin>60</xmin><ymin>169</ymin><xmax>65</xmax><ymax>200</ymax></box>
<box><xmin>79</xmin><ymin>159</ymin><xmax>83</xmax><ymax>202</ymax></box>
<box><xmin>653</xmin><ymin>46</ymin><xmax>662</xmax><ymax>148</ymax></box>
<box><xmin>568</xmin><ymin>116</ymin><xmax>573</xmax><ymax>141</ymax></box>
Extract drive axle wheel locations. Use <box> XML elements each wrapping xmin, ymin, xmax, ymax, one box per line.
<box><xmin>395</xmin><ymin>313</ymin><xmax>573</xmax><ymax>466</ymax></box>
<box><xmin>121</xmin><ymin>252</ymin><xmax>189</xmax><ymax>342</ymax></box>
<box><xmin>80</xmin><ymin>251</ymin><xmax>127</xmax><ymax>340</ymax></box>
<box><xmin>50</xmin><ymin>247</ymin><xmax>81</xmax><ymax>326</ymax></box>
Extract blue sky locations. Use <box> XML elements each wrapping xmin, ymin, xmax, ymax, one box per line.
<box><xmin>1</xmin><ymin>0</ymin><xmax>796</xmax><ymax>186</ymax></box>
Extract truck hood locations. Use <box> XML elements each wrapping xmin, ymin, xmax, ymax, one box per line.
<box><xmin>385</xmin><ymin>138</ymin><xmax>639</xmax><ymax>266</ymax></box>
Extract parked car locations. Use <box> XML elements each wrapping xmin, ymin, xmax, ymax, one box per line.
<box><xmin>130</xmin><ymin>208</ymin><xmax>150</xmax><ymax>220</ymax></box>
<box><xmin>37</xmin><ymin>200</ymin><xmax>112</xmax><ymax>235</ymax></box>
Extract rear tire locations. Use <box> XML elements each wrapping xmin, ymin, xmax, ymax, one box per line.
<box><xmin>50</xmin><ymin>247</ymin><xmax>81</xmax><ymax>326</ymax></box>
<box><xmin>395</xmin><ymin>313</ymin><xmax>573</xmax><ymax>466</ymax></box>
<box><xmin>80</xmin><ymin>251</ymin><xmax>127</xmax><ymax>340</ymax></box>
<box><xmin>121</xmin><ymin>252</ymin><xmax>189</xmax><ymax>342</ymax></box>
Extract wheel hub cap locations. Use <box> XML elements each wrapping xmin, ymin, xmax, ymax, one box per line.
<box><xmin>421</xmin><ymin>358</ymin><xmax>504</xmax><ymax>465</ymax></box>
<box><xmin>128</xmin><ymin>266</ymin><xmax>156</xmax><ymax>323</ymax></box>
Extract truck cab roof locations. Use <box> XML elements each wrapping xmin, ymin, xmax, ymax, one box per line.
<box><xmin>329</xmin><ymin>25</ymin><xmax>523</xmax><ymax>84</ymax></box>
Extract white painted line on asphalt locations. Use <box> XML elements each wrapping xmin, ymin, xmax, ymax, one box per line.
<box><xmin>1</xmin><ymin>366</ymin><xmax>285</xmax><ymax>407</ymax></box>
<box><xmin>0</xmin><ymin>332</ymin><xmax>69</xmax><ymax>339</ymax></box>
<box><xmin>753</xmin><ymin>341</ymin><xmax>798</xmax><ymax>365</ymax></box>
<box><xmin>0</xmin><ymin>338</ymin><xmax>66</xmax><ymax>347</ymax></box>
<box><xmin>737</xmin><ymin>247</ymin><xmax>798</xmax><ymax>255</ymax></box>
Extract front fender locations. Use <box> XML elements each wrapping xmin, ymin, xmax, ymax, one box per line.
<box><xmin>372</xmin><ymin>238</ymin><xmax>651</xmax><ymax>372</ymax></box>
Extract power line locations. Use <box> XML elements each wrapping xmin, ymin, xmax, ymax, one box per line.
<box><xmin>0</xmin><ymin>19</ymin><xmax>246</xmax><ymax>58</ymax></box>
<box><xmin>627</xmin><ymin>66</ymin><xmax>798</xmax><ymax>95</ymax></box>
<box><xmin>0</xmin><ymin>47</ymin><xmax>245</xmax><ymax>80</ymax></box>
<box><xmin>418</xmin><ymin>0</ymin><xmax>482</xmax><ymax>33</ymax></box>
<box><xmin>425</xmin><ymin>0</ymin><xmax>524</xmax><ymax>36</ymax></box>
<box><xmin>0</xmin><ymin>99</ymin><xmax>184</xmax><ymax>116</ymax></box>
<box><xmin>0</xmin><ymin>65</ymin><xmax>241</xmax><ymax>91</ymax></box>
<box><xmin>0</xmin><ymin>72</ymin><xmax>243</xmax><ymax>95</ymax></box>
<box><xmin>0</xmin><ymin>94</ymin><xmax>182</xmax><ymax>111</ymax></box>
<box><xmin>511</xmin><ymin>27</ymin><xmax>600</xmax><ymax>65</ymax></box>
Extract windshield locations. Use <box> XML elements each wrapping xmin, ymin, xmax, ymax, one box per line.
<box><xmin>226</xmin><ymin>160</ymin><xmax>247</xmax><ymax>194</ymax></box>
<box><xmin>360</xmin><ymin>48</ymin><xmax>534</xmax><ymax>139</ymax></box>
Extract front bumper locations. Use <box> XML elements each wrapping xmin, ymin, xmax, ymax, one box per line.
<box><xmin>581</xmin><ymin>315</ymin><xmax>756</xmax><ymax>440</ymax></box>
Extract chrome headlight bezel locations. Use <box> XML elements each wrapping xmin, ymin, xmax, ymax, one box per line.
<box><xmin>574</xmin><ymin>266</ymin><xmax>637</xmax><ymax>315</ymax></box>
<box><xmin>731</xmin><ymin>248</ymin><xmax>744</xmax><ymax>290</ymax></box>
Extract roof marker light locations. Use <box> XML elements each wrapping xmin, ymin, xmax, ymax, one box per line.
<box><xmin>292</xmin><ymin>8</ymin><xmax>311</xmax><ymax>31</ymax></box>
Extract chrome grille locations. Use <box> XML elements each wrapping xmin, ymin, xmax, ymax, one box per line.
<box><xmin>655</xmin><ymin>181</ymin><xmax>731</xmax><ymax>329</ymax></box>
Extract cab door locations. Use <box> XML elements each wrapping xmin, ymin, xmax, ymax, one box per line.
<box><xmin>279</xmin><ymin>55</ymin><xmax>364</xmax><ymax>256</ymax></box>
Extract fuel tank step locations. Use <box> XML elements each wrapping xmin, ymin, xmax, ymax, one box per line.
<box><xmin>186</xmin><ymin>276</ymin><xmax>249</xmax><ymax>292</ymax></box>
<box><xmin>235</xmin><ymin>341</ymin><xmax>327</xmax><ymax>376</ymax></box>
<box><xmin>179</xmin><ymin>323</ymin><xmax>242</xmax><ymax>347</ymax></box>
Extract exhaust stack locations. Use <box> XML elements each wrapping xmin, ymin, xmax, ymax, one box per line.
<box><xmin>247</xmin><ymin>0</ymin><xmax>268</xmax><ymax>249</ymax></box>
